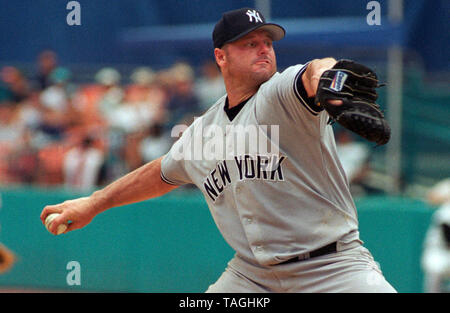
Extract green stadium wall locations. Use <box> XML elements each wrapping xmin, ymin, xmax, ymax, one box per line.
<box><xmin>0</xmin><ymin>187</ymin><xmax>435</xmax><ymax>293</ymax></box>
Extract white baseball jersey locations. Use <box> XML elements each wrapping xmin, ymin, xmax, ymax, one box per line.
<box><xmin>161</xmin><ymin>63</ymin><xmax>360</xmax><ymax>266</ymax></box>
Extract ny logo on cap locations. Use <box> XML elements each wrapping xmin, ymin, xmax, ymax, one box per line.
<box><xmin>246</xmin><ymin>10</ymin><xmax>263</xmax><ymax>23</ymax></box>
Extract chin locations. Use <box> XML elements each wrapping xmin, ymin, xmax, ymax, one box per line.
<box><xmin>252</xmin><ymin>68</ymin><xmax>275</xmax><ymax>84</ymax></box>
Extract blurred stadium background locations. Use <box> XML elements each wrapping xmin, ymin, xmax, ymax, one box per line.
<box><xmin>0</xmin><ymin>0</ymin><xmax>448</xmax><ymax>292</ymax></box>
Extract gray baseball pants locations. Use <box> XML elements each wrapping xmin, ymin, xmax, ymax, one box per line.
<box><xmin>206</xmin><ymin>242</ymin><xmax>397</xmax><ymax>293</ymax></box>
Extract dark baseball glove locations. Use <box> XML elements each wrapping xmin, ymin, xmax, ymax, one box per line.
<box><xmin>315</xmin><ymin>59</ymin><xmax>390</xmax><ymax>146</ymax></box>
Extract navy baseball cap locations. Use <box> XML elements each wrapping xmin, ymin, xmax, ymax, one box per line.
<box><xmin>213</xmin><ymin>8</ymin><xmax>286</xmax><ymax>49</ymax></box>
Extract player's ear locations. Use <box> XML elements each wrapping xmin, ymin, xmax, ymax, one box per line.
<box><xmin>214</xmin><ymin>48</ymin><xmax>226</xmax><ymax>70</ymax></box>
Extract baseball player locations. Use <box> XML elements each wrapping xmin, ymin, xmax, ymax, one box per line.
<box><xmin>422</xmin><ymin>179</ymin><xmax>450</xmax><ymax>292</ymax></box>
<box><xmin>41</xmin><ymin>8</ymin><xmax>395</xmax><ymax>292</ymax></box>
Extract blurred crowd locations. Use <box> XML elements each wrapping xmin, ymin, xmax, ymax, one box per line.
<box><xmin>0</xmin><ymin>50</ymin><xmax>225</xmax><ymax>191</ymax></box>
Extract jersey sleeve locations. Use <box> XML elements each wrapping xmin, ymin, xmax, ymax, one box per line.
<box><xmin>160</xmin><ymin>126</ymin><xmax>194</xmax><ymax>186</ymax></box>
<box><xmin>255</xmin><ymin>63</ymin><xmax>328</xmax><ymax>138</ymax></box>
<box><xmin>262</xmin><ymin>63</ymin><xmax>324</xmax><ymax>118</ymax></box>
<box><xmin>292</xmin><ymin>64</ymin><xmax>324</xmax><ymax>116</ymax></box>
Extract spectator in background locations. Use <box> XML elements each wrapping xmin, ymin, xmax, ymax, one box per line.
<box><xmin>63</xmin><ymin>135</ymin><xmax>105</xmax><ymax>191</ymax></box>
<box><xmin>0</xmin><ymin>100</ymin><xmax>26</xmax><ymax>145</ymax></box>
<box><xmin>16</xmin><ymin>91</ymin><xmax>43</xmax><ymax>134</ymax></box>
<box><xmin>7</xmin><ymin>128</ymin><xmax>38</xmax><ymax>184</ymax></box>
<box><xmin>71</xmin><ymin>71</ymin><xmax>109</xmax><ymax>129</ymax></box>
<box><xmin>0</xmin><ymin>66</ymin><xmax>30</xmax><ymax>103</ymax></box>
<box><xmin>0</xmin><ymin>82</ymin><xmax>13</xmax><ymax>104</ymax></box>
<box><xmin>166</xmin><ymin>62</ymin><xmax>201</xmax><ymax>128</ymax></box>
<box><xmin>110</xmin><ymin>66</ymin><xmax>166</xmax><ymax>134</ymax></box>
<box><xmin>35</xmin><ymin>143</ymin><xmax>70</xmax><ymax>186</ymax></box>
<box><xmin>70</xmin><ymin>67</ymin><xmax>124</xmax><ymax>179</ymax></box>
<box><xmin>140</xmin><ymin>123</ymin><xmax>171</xmax><ymax>164</ymax></box>
<box><xmin>33</xmin><ymin>67</ymin><xmax>83</xmax><ymax>186</ymax></box>
<box><xmin>38</xmin><ymin>67</ymin><xmax>75</xmax><ymax>141</ymax></box>
<box><xmin>335</xmin><ymin>129</ymin><xmax>371</xmax><ymax>196</ymax></box>
<box><xmin>195</xmin><ymin>59</ymin><xmax>226</xmax><ymax>111</ymax></box>
<box><xmin>35</xmin><ymin>50</ymin><xmax>58</xmax><ymax>90</ymax></box>
<box><xmin>422</xmin><ymin>178</ymin><xmax>450</xmax><ymax>293</ymax></box>
<box><xmin>10</xmin><ymin>91</ymin><xmax>46</xmax><ymax>183</ymax></box>
<box><xmin>129</xmin><ymin>66</ymin><xmax>155</xmax><ymax>97</ymax></box>
<box><xmin>0</xmin><ymin>100</ymin><xmax>26</xmax><ymax>183</ymax></box>
<box><xmin>80</xmin><ymin>67</ymin><xmax>127</xmax><ymax>179</ymax></box>
<box><xmin>96</xmin><ymin>67</ymin><xmax>124</xmax><ymax>122</ymax></box>
<box><xmin>112</xmin><ymin>67</ymin><xmax>170</xmax><ymax>171</ymax></box>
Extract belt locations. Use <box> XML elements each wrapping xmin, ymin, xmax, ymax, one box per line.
<box><xmin>278</xmin><ymin>242</ymin><xmax>337</xmax><ymax>265</ymax></box>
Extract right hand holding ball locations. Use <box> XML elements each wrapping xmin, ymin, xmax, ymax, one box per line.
<box><xmin>44</xmin><ymin>213</ymin><xmax>68</xmax><ymax>235</ymax></box>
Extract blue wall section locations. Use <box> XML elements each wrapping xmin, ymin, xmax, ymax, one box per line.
<box><xmin>0</xmin><ymin>0</ymin><xmax>448</xmax><ymax>72</ymax></box>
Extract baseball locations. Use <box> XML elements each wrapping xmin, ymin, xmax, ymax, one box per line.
<box><xmin>45</xmin><ymin>213</ymin><xmax>67</xmax><ymax>235</ymax></box>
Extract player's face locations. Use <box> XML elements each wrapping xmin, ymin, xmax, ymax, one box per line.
<box><xmin>221</xmin><ymin>29</ymin><xmax>277</xmax><ymax>86</ymax></box>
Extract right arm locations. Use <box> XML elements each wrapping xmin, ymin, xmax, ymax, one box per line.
<box><xmin>40</xmin><ymin>155</ymin><xmax>178</xmax><ymax>234</ymax></box>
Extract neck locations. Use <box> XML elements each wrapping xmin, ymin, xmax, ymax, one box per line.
<box><xmin>224</xmin><ymin>79</ymin><xmax>259</xmax><ymax>109</ymax></box>
<box><xmin>227</xmin><ymin>91</ymin><xmax>255</xmax><ymax>108</ymax></box>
